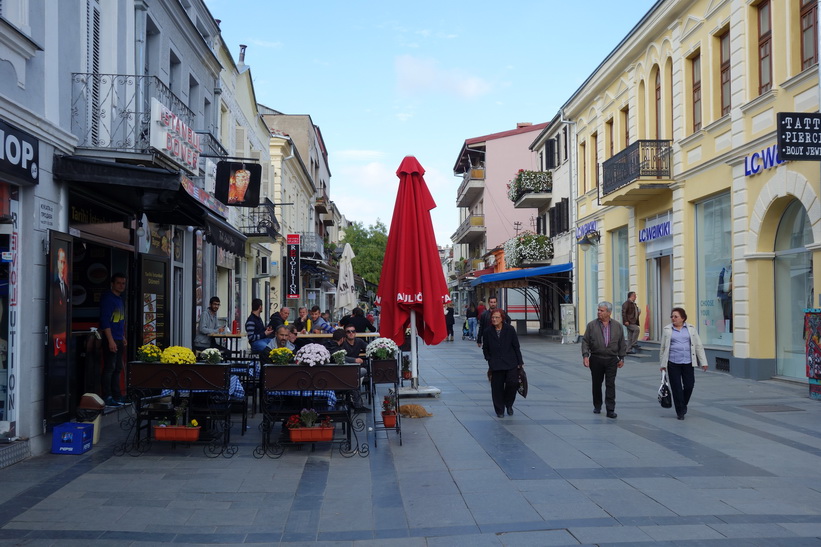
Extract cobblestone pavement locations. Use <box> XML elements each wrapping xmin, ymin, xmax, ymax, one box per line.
<box><xmin>2</xmin><ymin>335</ymin><xmax>821</xmax><ymax>545</ymax></box>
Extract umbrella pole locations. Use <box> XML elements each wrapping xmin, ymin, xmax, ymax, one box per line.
<box><xmin>398</xmin><ymin>309</ymin><xmax>441</xmax><ymax>398</ymax></box>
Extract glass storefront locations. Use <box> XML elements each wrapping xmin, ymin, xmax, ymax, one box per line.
<box><xmin>695</xmin><ymin>193</ymin><xmax>732</xmax><ymax>346</ymax></box>
<box><xmin>583</xmin><ymin>244</ymin><xmax>599</xmax><ymax>321</ymax></box>
<box><xmin>775</xmin><ymin>200</ymin><xmax>813</xmax><ymax>379</ymax></box>
<box><xmin>611</xmin><ymin>227</ymin><xmax>629</xmax><ymax>305</ymax></box>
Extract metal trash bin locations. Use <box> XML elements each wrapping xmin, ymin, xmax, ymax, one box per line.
<box><xmin>76</xmin><ymin>393</ymin><xmax>104</xmax><ymax>445</ymax></box>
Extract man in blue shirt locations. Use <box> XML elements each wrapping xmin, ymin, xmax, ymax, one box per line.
<box><xmin>308</xmin><ymin>305</ymin><xmax>334</xmax><ymax>334</ymax></box>
<box><xmin>100</xmin><ymin>273</ymin><xmax>127</xmax><ymax>407</ymax></box>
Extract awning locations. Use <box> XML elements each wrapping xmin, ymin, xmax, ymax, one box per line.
<box><xmin>471</xmin><ymin>262</ymin><xmax>572</xmax><ymax>287</ymax></box>
<box><xmin>54</xmin><ymin>155</ymin><xmax>246</xmax><ymax>255</ymax></box>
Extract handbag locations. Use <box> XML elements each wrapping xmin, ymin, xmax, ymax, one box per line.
<box><xmin>658</xmin><ymin>370</ymin><xmax>672</xmax><ymax>408</ymax></box>
<box><xmin>517</xmin><ymin>367</ymin><xmax>528</xmax><ymax>398</ymax></box>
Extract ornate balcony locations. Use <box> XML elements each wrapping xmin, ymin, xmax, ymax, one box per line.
<box><xmin>508</xmin><ymin>170</ymin><xmax>553</xmax><ymax>210</ymax></box>
<box><xmin>237</xmin><ymin>199</ymin><xmax>280</xmax><ymax>241</ymax></box>
<box><xmin>502</xmin><ymin>232</ymin><xmax>554</xmax><ymax>268</ymax></box>
<box><xmin>298</xmin><ymin>232</ymin><xmax>325</xmax><ymax>260</ymax></box>
<box><xmin>456</xmin><ymin>168</ymin><xmax>485</xmax><ymax>208</ymax></box>
<box><xmin>71</xmin><ymin>73</ymin><xmax>194</xmax><ymax>153</ymax></box>
<box><xmin>451</xmin><ymin>214</ymin><xmax>485</xmax><ymax>245</ymax></box>
<box><xmin>314</xmin><ymin>194</ymin><xmax>329</xmax><ymax>214</ymax></box>
<box><xmin>601</xmin><ymin>140</ymin><xmax>673</xmax><ymax>206</ymax></box>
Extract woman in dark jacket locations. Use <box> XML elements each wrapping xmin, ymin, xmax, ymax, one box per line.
<box><xmin>482</xmin><ymin>309</ymin><xmax>524</xmax><ymax>417</ymax></box>
<box><xmin>444</xmin><ymin>304</ymin><xmax>455</xmax><ymax>341</ymax></box>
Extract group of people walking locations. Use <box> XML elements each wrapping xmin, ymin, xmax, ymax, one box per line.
<box><xmin>581</xmin><ymin>297</ymin><xmax>707</xmax><ymax>421</ymax></box>
<box><xmin>474</xmin><ymin>292</ymin><xmax>708</xmax><ymax>422</ymax></box>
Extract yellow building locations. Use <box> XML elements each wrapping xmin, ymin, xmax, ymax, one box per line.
<box><xmin>569</xmin><ymin>0</ymin><xmax>818</xmax><ymax>380</ymax></box>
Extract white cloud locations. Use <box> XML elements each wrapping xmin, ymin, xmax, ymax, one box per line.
<box><xmin>395</xmin><ymin>55</ymin><xmax>492</xmax><ymax>100</ymax></box>
<box><xmin>395</xmin><ymin>112</ymin><xmax>413</xmax><ymax>122</ymax></box>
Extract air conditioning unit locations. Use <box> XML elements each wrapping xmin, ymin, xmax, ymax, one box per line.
<box><xmin>256</xmin><ymin>259</ymin><xmax>269</xmax><ymax>276</ymax></box>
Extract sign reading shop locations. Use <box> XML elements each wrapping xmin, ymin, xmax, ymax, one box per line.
<box><xmin>0</xmin><ymin>118</ymin><xmax>38</xmax><ymax>185</ymax></box>
<box><xmin>640</xmin><ymin>217</ymin><xmax>671</xmax><ymax>243</ymax></box>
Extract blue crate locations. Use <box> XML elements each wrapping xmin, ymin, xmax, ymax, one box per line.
<box><xmin>51</xmin><ymin>423</ymin><xmax>93</xmax><ymax>455</ymax></box>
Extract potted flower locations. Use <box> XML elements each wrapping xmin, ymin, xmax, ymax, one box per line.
<box><xmin>269</xmin><ymin>347</ymin><xmax>294</xmax><ymax>365</ymax></box>
<box><xmin>154</xmin><ymin>401</ymin><xmax>200</xmax><ymax>441</ymax></box>
<box><xmin>365</xmin><ymin>337</ymin><xmax>399</xmax><ymax>360</ymax></box>
<box><xmin>285</xmin><ymin>408</ymin><xmax>334</xmax><ymax>442</ymax></box>
<box><xmin>381</xmin><ymin>393</ymin><xmax>397</xmax><ymax>428</ymax></box>
<box><xmin>294</xmin><ymin>343</ymin><xmax>331</xmax><ymax>367</ymax></box>
<box><xmin>401</xmin><ymin>354</ymin><xmax>412</xmax><ymax>380</ymax></box>
<box><xmin>199</xmin><ymin>347</ymin><xmax>222</xmax><ymax>364</ymax></box>
<box><xmin>332</xmin><ymin>349</ymin><xmax>347</xmax><ymax>365</ymax></box>
<box><xmin>136</xmin><ymin>343</ymin><xmax>162</xmax><ymax>363</ymax></box>
<box><xmin>160</xmin><ymin>346</ymin><xmax>196</xmax><ymax>364</ymax></box>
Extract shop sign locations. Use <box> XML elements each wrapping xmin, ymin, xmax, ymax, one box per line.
<box><xmin>0</xmin><ymin>118</ymin><xmax>38</xmax><ymax>185</ymax></box>
<box><xmin>286</xmin><ymin>234</ymin><xmax>300</xmax><ymax>300</ymax></box>
<box><xmin>180</xmin><ymin>176</ymin><xmax>227</xmax><ymax>217</ymax></box>
<box><xmin>149</xmin><ymin>98</ymin><xmax>202</xmax><ymax>174</ymax></box>
<box><xmin>575</xmin><ymin>220</ymin><xmax>598</xmax><ymax>241</ymax></box>
<box><xmin>36</xmin><ymin>197</ymin><xmax>57</xmax><ymax>231</ymax></box>
<box><xmin>777</xmin><ymin>112</ymin><xmax>821</xmax><ymax>161</ymax></box>
<box><xmin>744</xmin><ymin>144</ymin><xmax>786</xmax><ymax>176</ymax></box>
<box><xmin>639</xmin><ymin>219</ymin><xmax>671</xmax><ymax>243</ymax></box>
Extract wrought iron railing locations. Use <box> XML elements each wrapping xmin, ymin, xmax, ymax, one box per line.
<box><xmin>451</xmin><ymin>214</ymin><xmax>485</xmax><ymax>242</ymax></box>
<box><xmin>601</xmin><ymin>140</ymin><xmax>672</xmax><ymax>195</ymax></box>
<box><xmin>297</xmin><ymin>232</ymin><xmax>325</xmax><ymax>260</ymax></box>
<box><xmin>457</xmin><ymin>167</ymin><xmax>485</xmax><ymax>199</ymax></box>
<box><xmin>238</xmin><ymin>199</ymin><xmax>280</xmax><ymax>240</ymax></box>
<box><xmin>70</xmin><ymin>73</ymin><xmax>194</xmax><ymax>152</ymax></box>
<box><xmin>196</xmin><ymin>130</ymin><xmax>227</xmax><ymax>158</ymax></box>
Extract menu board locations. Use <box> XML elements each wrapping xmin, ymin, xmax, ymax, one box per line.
<box><xmin>140</xmin><ymin>256</ymin><xmax>168</xmax><ymax>347</ymax></box>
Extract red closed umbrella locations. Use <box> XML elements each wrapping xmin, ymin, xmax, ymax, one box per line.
<box><xmin>376</xmin><ymin>156</ymin><xmax>451</xmax><ymax>384</ymax></box>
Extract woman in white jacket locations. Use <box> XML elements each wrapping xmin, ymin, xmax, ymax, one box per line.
<box><xmin>659</xmin><ymin>307</ymin><xmax>708</xmax><ymax>420</ymax></box>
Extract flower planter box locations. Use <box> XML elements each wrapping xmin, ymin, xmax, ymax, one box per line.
<box><xmin>289</xmin><ymin>426</ymin><xmax>335</xmax><ymax>442</ymax></box>
<box><xmin>371</xmin><ymin>359</ymin><xmax>398</xmax><ymax>383</ymax></box>
<box><xmin>154</xmin><ymin>425</ymin><xmax>201</xmax><ymax>442</ymax></box>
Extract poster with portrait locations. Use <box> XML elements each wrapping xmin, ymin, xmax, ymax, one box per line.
<box><xmin>804</xmin><ymin>309</ymin><xmax>821</xmax><ymax>379</ymax></box>
<box><xmin>214</xmin><ymin>161</ymin><xmax>262</xmax><ymax>207</ymax></box>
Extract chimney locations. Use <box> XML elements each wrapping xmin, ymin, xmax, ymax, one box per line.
<box><xmin>516</xmin><ymin>122</ymin><xmax>532</xmax><ymax>129</ymax></box>
<box><xmin>215</xmin><ymin>19</ymin><xmax>221</xmax><ymax>28</ymax></box>
<box><xmin>239</xmin><ymin>44</ymin><xmax>247</xmax><ymax>64</ymax></box>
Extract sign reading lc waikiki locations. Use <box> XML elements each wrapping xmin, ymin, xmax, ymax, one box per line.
<box><xmin>149</xmin><ymin>98</ymin><xmax>202</xmax><ymax>174</ymax></box>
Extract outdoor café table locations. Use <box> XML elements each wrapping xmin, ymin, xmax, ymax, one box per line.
<box><xmin>115</xmin><ymin>361</ymin><xmax>238</xmax><ymax>458</ymax></box>
<box><xmin>209</xmin><ymin>332</ymin><xmax>246</xmax><ymax>356</ymax></box>
<box><xmin>254</xmin><ymin>364</ymin><xmax>369</xmax><ymax>459</ymax></box>
<box><xmin>294</xmin><ymin>331</ymin><xmax>379</xmax><ymax>350</ymax></box>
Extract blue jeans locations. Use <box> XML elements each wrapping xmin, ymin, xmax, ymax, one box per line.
<box><xmin>468</xmin><ymin>317</ymin><xmax>477</xmax><ymax>339</ymax></box>
<box><xmin>250</xmin><ymin>338</ymin><xmax>273</xmax><ymax>353</ymax></box>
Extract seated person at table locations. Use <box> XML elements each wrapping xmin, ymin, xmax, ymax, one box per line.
<box><xmin>308</xmin><ymin>305</ymin><xmax>334</xmax><ymax>334</ymax></box>
<box><xmin>274</xmin><ymin>325</ymin><xmax>290</xmax><ymax>349</ymax></box>
<box><xmin>267</xmin><ymin>306</ymin><xmax>291</xmax><ymax>331</ymax></box>
<box><xmin>339</xmin><ymin>307</ymin><xmax>376</xmax><ymax>333</ymax></box>
<box><xmin>292</xmin><ymin>306</ymin><xmax>309</xmax><ymax>333</ymax></box>
<box><xmin>285</xmin><ymin>324</ymin><xmax>298</xmax><ymax>351</ymax></box>
<box><xmin>342</xmin><ymin>326</ymin><xmax>368</xmax><ymax>363</ymax></box>
<box><xmin>194</xmin><ymin>296</ymin><xmax>225</xmax><ymax>351</ymax></box>
<box><xmin>246</xmin><ymin>298</ymin><xmax>275</xmax><ymax>352</ymax></box>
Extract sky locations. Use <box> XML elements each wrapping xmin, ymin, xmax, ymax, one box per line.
<box><xmin>204</xmin><ymin>0</ymin><xmax>658</xmax><ymax>246</ymax></box>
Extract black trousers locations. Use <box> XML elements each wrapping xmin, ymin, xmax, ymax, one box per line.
<box><xmin>589</xmin><ymin>355</ymin><xmax>619</xmax><ymax>411</ymax></box>
<box><xmin>667</xmin><ymin>362</ymin><xmax>695</xmax><ymax>416</ymax></box>
<box><xmin>102</xmin><ymin>340</ymin><xmax>124</xmax><ymax>399</ymax></box>
<box><xmin>490</xmin><ymin>368</ymin><xmax>519</xmax><ymax>414</ymax></box>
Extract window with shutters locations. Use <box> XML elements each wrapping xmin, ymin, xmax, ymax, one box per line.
<box><xmin>621</xmin><ymin>106</ymin><xmax>629</xmax><ymax>148</ymax></box>
<box><xmin>801</xmin><ymin>0</ymin><xmax>818</xmax><ymax>70</ymax></box>
<box><xmin>719</xmin><ymin>30</ymin><xmax>731</xmax><ymax>116</ymax></box>
<box><xmin>691</xmin><ymin>53</ymin><xmax>702</xmax><ymax>132</ymax></box>
<box><xmin>545</xmin><ymin>139</ymin><xmax>556</xmax><ymax>169</ymax></box>
<box><xmin>757</xmin><ymin>1</ymin><xmax>772</xmax><ymax>95</ymax></box>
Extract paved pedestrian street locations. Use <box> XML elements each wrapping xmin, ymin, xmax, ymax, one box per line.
<box><xmin>2</xmin><ymin>336</ymin><xmax>821</xmax><ymax>545</ymax></box>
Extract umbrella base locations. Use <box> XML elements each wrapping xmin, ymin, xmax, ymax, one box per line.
<box><xmin>397</xmin><ymin>385</ymin><xmax>441</xmax><ymax>398</ymax></box>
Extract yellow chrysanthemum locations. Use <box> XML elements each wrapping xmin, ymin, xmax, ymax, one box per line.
<box><xmin>160</xmin><ymin>346</ymin><xmax>196</xmax><ymax>364</ymax></box>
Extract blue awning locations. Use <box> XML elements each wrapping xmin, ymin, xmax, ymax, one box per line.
<box><xmin>470</xmin><ymin>262</ymin><xmax>572</xmax><ymax>286</ymax></box>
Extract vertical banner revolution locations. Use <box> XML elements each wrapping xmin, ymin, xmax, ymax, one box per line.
<box><xmin>285</xmin><ymin>234</ymin><xmax>300</xmax><ymax>300</ymax></box>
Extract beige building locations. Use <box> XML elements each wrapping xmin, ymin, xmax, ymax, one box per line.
<box><xmin>569</xmin><ymin>0</ymin><xmax>819</xmax><ymax>380</ymax></box>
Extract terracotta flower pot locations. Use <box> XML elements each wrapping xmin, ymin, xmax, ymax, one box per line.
<box><xmin>153</xmin><ymin>426</ymin><xmax>201</xmax><ymax>442</ymax></box>
<box><xmin>288</xmin><ymin>426</ymin><xmax>334</xmax><ymax>442</ymax></box>
<box><xmin>382</xmin><ymin>411</ymin><xmax>397</xmax><ymax>428</ymax></box>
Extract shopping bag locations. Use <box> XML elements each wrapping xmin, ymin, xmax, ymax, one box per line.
<box><xmin>658</xmin><ymin>370</ymin><xmax>672</xmax><ymax>408</ymax></box>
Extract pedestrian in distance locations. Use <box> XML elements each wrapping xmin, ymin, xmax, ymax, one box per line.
<box><xmin>444</xmin><ymin>304</ymin><xmax>455</xmax><ymax>341</ymax></box>
<box><xmin>659</xmin><ymin>307</ymin><xmax>708</xmax><ymax>420</ymax></box>
<box><xmin>581</xmin><ymin>301</ymin><xmax>626</xmax><ymax>419</ymax></box>
<box><xmin>621</xmin><ymin>291</ymin><xmax>641</xmax><ymax>354</ymax></box>
<box><xmin>482</xmin><ymin>309</ymin><xmax>523</xmax><ymax>418</ymax></box>
<box><xmin>466</xmin><ymin>302</ymin><xmax>478</xmax><ymax>341</ymax></box>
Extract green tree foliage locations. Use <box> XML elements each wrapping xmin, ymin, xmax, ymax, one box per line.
<box><xmin>341</xmin><ymin>220</ymin><xmax>388</xmax><ymax>286</ymax></box>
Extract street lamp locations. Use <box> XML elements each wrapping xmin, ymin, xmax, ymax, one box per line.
<box><xmin>577</xmin><ymin>230</ymin><xmax>600</xmax><ymax>252</ymax></box>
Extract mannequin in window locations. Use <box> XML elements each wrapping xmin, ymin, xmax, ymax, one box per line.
<box><xmin>717</xmin><ymin>267</ymin><xmax>732</xmax><ymax>333</ymax></box>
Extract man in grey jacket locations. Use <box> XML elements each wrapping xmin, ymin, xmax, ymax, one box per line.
<box><xmin>581</xmin><ymin>301</ymin><xmax>626</xmax><ymax>418</ymax></box>
<box><xmin>194</xmin><ymin>297</ymin><xmax>225</xmax><ymax>351</ymax></box>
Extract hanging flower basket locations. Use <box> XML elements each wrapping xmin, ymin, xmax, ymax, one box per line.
<box><xmin>289</xmin><ymin>426</ymin><xmax>335</xmax><ymax>442</ymax></box>
<box><xmin>153</xmin><ymin>425</ymin><xmax>201</xmax><ymax>442</ymax></box>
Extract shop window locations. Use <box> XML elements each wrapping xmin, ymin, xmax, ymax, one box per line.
<box><xmin>611</xmin><ymin>227</ymin><xmax>629</xmax><ymax>307</ymax></box>
<box><xmin>695</xmin><ymin>193</ymin><xmax>732</xmax><ymax>346</ymax></box>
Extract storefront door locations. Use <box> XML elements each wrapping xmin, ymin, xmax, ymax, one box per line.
<box><xmin>775</xmin><ymin>200</ymin><xmax>813</xmax><ymax>379</ymax></box>
<box><xmin>646</xmin><ymin>253</ymin><xmax>672</xmax><ymax>341</ymax></box>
